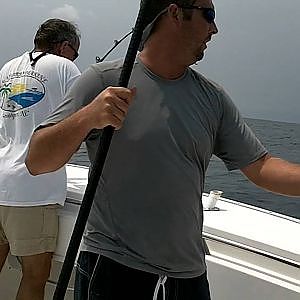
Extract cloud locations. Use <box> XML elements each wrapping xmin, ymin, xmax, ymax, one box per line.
<box><xmin>34</xmin><ymin>3</ymin><xmax>47</xmax><ymax>9</ymax></box>
<box><xmin>50</xmin><ymin>4</ymin><xmax>79</xmax><ymax>22</ymax></box>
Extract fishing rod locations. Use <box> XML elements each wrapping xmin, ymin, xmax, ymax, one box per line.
<box><xmin>53</xmin><ymin>1</ymin><xmax>160</xmax><ymax>299</ymax></box>
<box><xmin>95</xmin><ymin>30</ymin><xmax>133</xmax><ymax>63</ymax></box>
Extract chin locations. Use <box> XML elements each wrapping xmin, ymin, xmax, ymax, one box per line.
<box><xmin>187</xmin><ymin>51</ymin><xmax>204</xmax><ymax>66</ymax></box>
<box><xmin>198</xmin><ymin>53</ymin><xmax>205</xmax><ymax>60</ymax></box>
<box><xmin>195</xmin><ymin>52</ymin><xmax>204</xmax><ymax>62</ymax></box>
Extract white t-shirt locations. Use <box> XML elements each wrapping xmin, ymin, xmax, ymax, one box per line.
<box><xmin>0</xmin><ymin>51</ymin><xmax>81</xmax><ymax>206</ymax></box>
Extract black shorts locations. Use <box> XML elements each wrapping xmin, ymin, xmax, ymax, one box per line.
<box><xmin>74</xmin><ymin>251</ymin><xmax>211</xmax><ymax>300</ymax></box>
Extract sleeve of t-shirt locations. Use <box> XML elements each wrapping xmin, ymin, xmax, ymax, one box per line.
<box><xmin>63</xmin><ymin>60</ymin><xmax>82</xmax><ymax>96</ymax></box>
<box><xmin>39</xmin><ymin>56</ymin><xmax>81</xmax><ymax>113</ymax></box>
<box><xmin>39</xmin><ymin>64</ymin><xmax>105</xmax><ymax>127</ymax></box>
<box><xmin>213</xmin><ymin>89</ymin><xmax>268</xmax><ymax>171</ymax></box>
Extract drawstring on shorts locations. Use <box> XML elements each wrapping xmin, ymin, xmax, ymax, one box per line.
<box><xmin>153</xmin><ymin>275</ymin><xmax>168</xmax><ymax>300</ymax></box>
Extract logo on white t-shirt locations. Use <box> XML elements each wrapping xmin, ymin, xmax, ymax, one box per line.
<box><xmin>0</xmin><ymin>75</ymin><xmax>45</xmax><ymax>112</ymax></box>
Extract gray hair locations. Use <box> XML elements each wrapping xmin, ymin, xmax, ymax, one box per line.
<box><xmin>34</xmin><ymin>18</ymin><xmax>80</xmax><ymax>50</ymax></box>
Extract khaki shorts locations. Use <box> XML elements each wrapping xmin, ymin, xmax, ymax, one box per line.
<box><xmin>0</xmin><ymin>205</ymin><xmax>58</xmax><ymax>256</ymax></box>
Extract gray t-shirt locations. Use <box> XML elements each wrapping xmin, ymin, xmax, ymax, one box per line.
<box><xmin>44</xmin><ymin>58</ymin><xmax>267</xmax><ymax>278</ymax></box>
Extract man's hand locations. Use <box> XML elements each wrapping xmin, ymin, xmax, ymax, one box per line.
<box><xmin>84</xmin><ymin>86</ymin><xmax>136</xmax><ymax>130</ymax></box>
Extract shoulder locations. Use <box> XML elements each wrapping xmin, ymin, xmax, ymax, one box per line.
<box><xmin>0</xmin><ymin>52</ymin><xmax>28</xmax><ymax>72</ymax></box>
<box><xmin>189</xmin><ymin>68</ymin><xmax>237</xmax><ymax>116</ymax></box>
<box><xmin>189</xmin><ymin>68</ymin><xmax>225</xmax><ymax>94</ymax></box>
<box><xmin>90</xmin><ymin>58</ymin><xmax>124</xmax><ymax>75</ymax></box>
<box><xmin>84</xmin><ymin>58</ymin><xmax>124</xmax><ymax>86</ymax></box>
<box><xmin>189</xmin><ymin>68</ymin><xmax>235</xmax><ymax>111</ymax></box>
<box><xmin>43</xmin><ymin>54</ymin><xmax>80</xmax><ymax>73</ymax></box>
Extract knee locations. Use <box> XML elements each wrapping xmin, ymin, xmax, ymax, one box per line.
<box><xmin>21</xmin><ymin>257</ymin><xmax>52</xmax><ymax>287</ymax></box>
<box><xmin>22</xmin><ymin>266</ymin><xmax>51</xmax><ymax>287</ymax></box>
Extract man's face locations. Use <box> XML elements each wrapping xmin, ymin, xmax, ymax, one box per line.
<box><xmin>180</xmin><ymin>0</ymin><xmax>218</xmax><ymax>64</ymax></box>
<box><xmin>55</xmin><ymin>40</ymin><xmax>80</xmax><ymax>62</ymax></box>
<box><xmin>62</xmin><ymin>40</ymin><xmax>80</xmax><ymax>61</ymax></box>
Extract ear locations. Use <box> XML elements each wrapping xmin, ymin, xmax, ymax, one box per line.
<box><xmin>53</xmin><ymin>41</ymin><xmax>68</xmax><ymax>56</ymax></box>
<box><xmin>168</xmin><ymin>4</ymin><xmax>184</xmax><ymax>25</ymax></box>
<box><xmin>59</xmin><ymin>41</ymin><xmax>69</xmax><ymax>52</ymax></box>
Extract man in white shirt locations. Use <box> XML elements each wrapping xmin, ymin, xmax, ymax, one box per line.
<box><xmin>0</xmin><ymin>18</ymin><xmax>81</xmax><ymax>300</ymax></box>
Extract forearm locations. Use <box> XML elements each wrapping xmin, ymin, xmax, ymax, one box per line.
<box><xmin>26</xmin><ymin>106</ymin><xmax>92</xmax><ymax>175</ymax></box>
<box><xmin>26</xmin><ymin>86</ymin><xmax>135</xmax><ymax>175</ymax></box>
<box><xmin>242</xmin><ymin>155</ymin><xmax>300</xmax><ymax>196</ymax></box>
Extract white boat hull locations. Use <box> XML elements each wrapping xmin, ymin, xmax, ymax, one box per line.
<box><xmin>206</xmin><ymin>239</ymin><xmax>300</xmax><ymax>300</ymax></box>
<box><xmin>1</xmin><ymin>164</ymin><xmax>299</xmax><ymax>299</ymax></box>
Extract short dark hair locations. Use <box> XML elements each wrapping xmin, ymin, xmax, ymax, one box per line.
<box><xmin>34</xmin><ymin>18</ymin><xmax>80</xmax><ymax>50</ymax></box>
<box><xmin>140</xmin><ymin>0</ymin><xmax>195</xmax><ymax>45</ymax></box>
<box><xmin>174</xmin><ymin>0</ymin><xmax>196</xmax><ymax>19</ymax></box>
<box><xmin>145</xmin><ymin>0</ymin><xmax>195</xmax><ymax>22</ymax></box>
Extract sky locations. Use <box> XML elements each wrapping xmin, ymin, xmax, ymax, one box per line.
<box><xmin>1</xmin><ymin>0</ymin><xmax>299</xmax><ymax>124</ymax></box>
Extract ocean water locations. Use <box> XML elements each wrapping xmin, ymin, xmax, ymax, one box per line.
<box><xmin>205</xmin><ymin>118</ymin><xmax>300</xmax><ymax>219</ymax></box>
<box><xmin>70</xmin><ymin>118</ymin><xmax>300</xmax><ymax>220</ymax></box>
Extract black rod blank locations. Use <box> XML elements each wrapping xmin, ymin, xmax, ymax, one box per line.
<box><xmin>53</xmin><ymin>1</ymin><xmax>158</xmax><ymax>299</ymax></box>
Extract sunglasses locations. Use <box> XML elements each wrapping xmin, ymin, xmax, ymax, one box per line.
<box><xmin>179</xmin><ymin>6</ymin><xmax>215</xmax><ymax>24</ymax></box>
<box><xmin>67</xmin><ymin>43</ymin><xmax>79</xmax><ymax>61</ymax></box>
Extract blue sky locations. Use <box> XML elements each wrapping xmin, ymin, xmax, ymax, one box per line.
<box><xmin>1</xmin><ymin>0</ymin><xmax>299</xmax><ymax>124</ymax></box>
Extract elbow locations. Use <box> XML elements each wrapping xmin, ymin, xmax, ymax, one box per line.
<box><xmin>25</xmin><ymin>155</ymin><xmax>64</xmax><ymax>176</ymax></box>
<box><xmin>25</xmin><ymin>130</ymin><xmax>50</xmax><ymax>175</ymax></box>
<box><xmin>25</xmin><ymin>158</ymin><xmax>42</xmax><ymax>176</ymax></box>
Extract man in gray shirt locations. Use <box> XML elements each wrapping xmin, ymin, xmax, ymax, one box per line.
<box><xmin>26</xmin><ymin>0</ymin><xmax>300</xmax><ymax>299</ymax></box>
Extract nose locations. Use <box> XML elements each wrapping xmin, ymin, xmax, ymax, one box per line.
<box><xmin>210</xmin><ymin>21</ymin><xmax>218</xmax><ymax>35</ymax></box>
